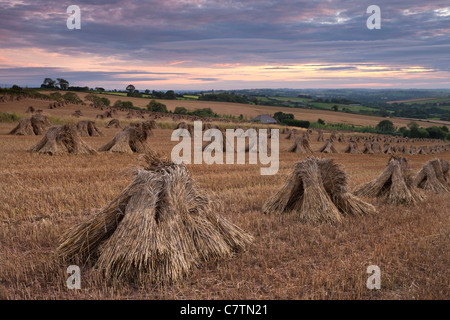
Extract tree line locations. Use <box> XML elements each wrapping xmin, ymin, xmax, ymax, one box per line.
<box><xmin>272</xmin><ymin>112</ymin><xmax>449</xmax><ymax>140</ymax></box>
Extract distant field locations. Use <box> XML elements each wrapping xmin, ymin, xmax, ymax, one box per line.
<box><xmin>308</xmin><ymin>102</ymin><xmax>379</xmax><ymax>113</ymax></box>
<box><xmin>260</xmin><ymin>96</ymin><xmax>311</xmax><ymax>102</ymax></box>
<box><xmin>21</xmin><ymin>91</ymin><xmax>447</xmax><ymax>128</ymax></box>
<box><xmin>181</xmin><ymin>95</ymin><xmax>199</xmax><ymax>100</ymax></box>
<box><xmin>101</xmin><ymin>92</ymin><xmax>127</xmax><ymax>96</ymax></box>
<box><xmin>257</xmin><ymin>96</ymin><xmax>379</xmax><ymax>113</ymax></box>
<box><xmin>387</xmin><ymin>97</ymin><xmax>450</xmax><ymax>104</ymax></box>
<box><xmin>102</xmin><ymin>92</ymin><xmax>152</xmax><ymax>99</ymax></box>
<box><xmin>438</xmin><ymin>106</ymin><xmax>450</xmax><ymax>111</ymax></box>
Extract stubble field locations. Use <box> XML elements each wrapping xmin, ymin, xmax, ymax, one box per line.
<box><xmin>0</xmin><ymin>99</ymin><xmax>449</xmax><ymax>300</ymax></box>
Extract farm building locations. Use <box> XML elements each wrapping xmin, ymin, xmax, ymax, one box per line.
<box><xmin>252</xmin><ymin>114</ymin><xmax>277</xmax><ymax>124</ymax></box>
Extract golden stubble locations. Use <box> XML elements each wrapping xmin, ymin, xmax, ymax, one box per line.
<box><xmin>0</xmin><ymin>98</ymin><xmax>449</xmax><ymax>300</ymax></box>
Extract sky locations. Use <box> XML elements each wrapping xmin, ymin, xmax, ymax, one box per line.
<box><xmin>0</xmin><ymin>0</ymin><xmax>449</xmax><ymax>90</ymax></box>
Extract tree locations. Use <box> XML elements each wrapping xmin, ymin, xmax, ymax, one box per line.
<box><xmin>407</xmin><ymin>121</ymin><xmax>419</xmax><ymax>130</ymax></box>
<box><xmin>121</xmin><ymin>101</ymin><xmax>134</xmax><ymax>108</ymax></box>
<box><xmin>84</xmin><ymin>93</ymin><xmax>109</xmax><ymax>107</ymax></box>
<box><xmin>379</xmin><ymin>107</ymin><xmax>390</xmax><ymax>117</ymax></box>
<box><xmin>174</xmin><ymin>107</ymin><xmax>188</xmax><ymax>114</ymax></box>
<box><xmin>198</xmin><ymin>92</ymin><xmax>248</xmax><ymax>104</ymax></box>
<box><xmin>376</xmin><ymin>119</ymin><xmax>395</xmax><ymax>133</ymax></box>
<box><xmin>113</xmin><ymin>100</ymin><xmax>134</xmax><ymax>109</ymax></box>
<box><xmin>426</xmin><ymin>126</ymin><xmax>447</xmax><ymax>140</ymax></box>
<box><xmin>398</xmin><ymin>126</ymin><xmax>409</xmax><ymax>137</ymax></box>
<box><xmin>68</xmin><ymin>86</ymin><xmax>89</xmax><ymax>92</ymax></box>
<box><xmin>152</xmin><ymin>90</ymin><xmax>164</xmax><ymax>99</ymax></box>
<box><xmin>164</xmin><ymin>90</ymin><xmax>177</xmax><ymax>100</ymax></box>
<box><xmin>417</xmin><ymin>128</ymin><xmax>430</xmax><ymax>138</ymax></box>
<box><xmin>273</xmin><ymin>111</ymin><xmax>294</xmax><ymax>123</ymax></box>
<box><xmin>147</xmin><ymin>100</ymin><xmax>168</xmax><ymax>113</ymax></box>
<box><xmin>191</xmin><ymin>108</ymin><xmax>215</xmax><ymax>117</ymax></box>
<box><xmin>95</xmin><ymin>87</ymin><xmax>105</xmax><ymax>92</ymax></box>
<box><xmin>41</xmin><ymin>78</ymin><xmax>56</xmax><ymax>89</ymax></box>
<box><xmin>126</xmin><ymin>84</ymin><xmax>136</xmax><ymax>95</ymax></box>
<box><xmin>332</xmin><ymin>105</ymin><xmax>339</xmax><ymax>112</ymax></box>
<box><xmin>56</xmin><ymin>78</ymin><xmax>69</xmax><ymax>90</ymax></box>
<box><xmin>49</xmin><ymin>92</ymin><xmax>63</xmax><ymax>101</ymax></box>
<box><xmin>144</xmin><ymin>89</ymin><xmax>150</xmax><ymax>95</ymax></box>
<box><xmin>63</xmin><ymin>92</ymin><xmax>83</xmax><ymax>104</ymax></box>
<box><xmin>113</xmin><ymin>100</ymin><xmax>122</xmax><ymax>108</ymax></box>
<box><xmin>132</xmin><ymin>91</ymin><xmax>143</xmax><ymax>98</ymax></box>
<box><xmin>409</xmin><ymin>125</ymin><xmax>421</xmax><ymax>138</ymax></box>
<box><xmin>283</xmin><ymin>119</ymin><xmax>310</xmax><ymax>128</ymax></box>
<box><xmin>317</xmin><ymin>118</ymin><xmax>325</xmax><ymax>125</ymax></box>
<box><xmin>100</xmin><ymin>97</ymin><xmax>110</xmax><ymax>107</ymax></box>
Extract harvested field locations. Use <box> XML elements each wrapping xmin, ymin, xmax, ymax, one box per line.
<box><xmin>0</xmin><ymin>98</ymin><xmax>449</xmax><ymax>300</ymax></box>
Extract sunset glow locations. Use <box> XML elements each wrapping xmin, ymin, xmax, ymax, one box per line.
<box><xmin>0</xmin><ymin>1</ymin><xmax>449</xmax><ymax>90</ymax></box>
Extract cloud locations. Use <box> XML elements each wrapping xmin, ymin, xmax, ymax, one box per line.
<box><xmin>190</xmin><ymin>78</ymin><xmax>219</xmax><ymax>81</ymax></box>
<box><xmin>264</xmin><ymin>67</ymin><xmax>293</xmax><ymax>70</ymax></box>
<box><xmin>319</xmin><ymin>66</ymin><xmax>357</xmax><ymax>71</ymax></box>
<box><xmin>0</xmin><ymin>67</ymin><xmax>180</xmax><ymax>87</ymax></box>
<box><xmin>0</xmin><ymin>0</ymin><xmax>449</xmax><ymax>88</ymax></box>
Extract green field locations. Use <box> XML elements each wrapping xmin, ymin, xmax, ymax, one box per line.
<box><xmin>102</xmin><ymin>92</ymin><xmax>127</xmax><ymax>96</ymax></box>
<box><xmin>98</xmin><ymin>93</ymin><xmax>378</xmax><ymax>114</ymax></box>
<box><xmin>101</xmin><ymin>92</ymin><xmax>153</xmax><ymax>99</ymax></box>
<box><xmin>256</xmin><ymin>96</ymin><xmax>378</xmax><ymax>113</ymax></box>
<box><xmin>308</xmin><ymin>102</ymin><xmax>378</xmax><ymax>113</ymax></box>
<box><xmin>256</xmin><ymin>96</ymin><xmax>311</xmax><ymax>106</ymax></box>
<box><xmin>182</xmin><ymin>95</ymin><xmax>199</xmax><ymax>100</ymax></box>
<box><xmin>177</xmin><ymin>95</ymin><xmax>199</xmax><ymax>101</ymax></box>
<box><xmin>391</xmin><ymin>97</ymin><xmax>450</xmax><ymax>105</ymax></box>
<box><xmin>267</xmin><ymin>96</ymin><xmax>311</xmax><ymax>102</ymax></box>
